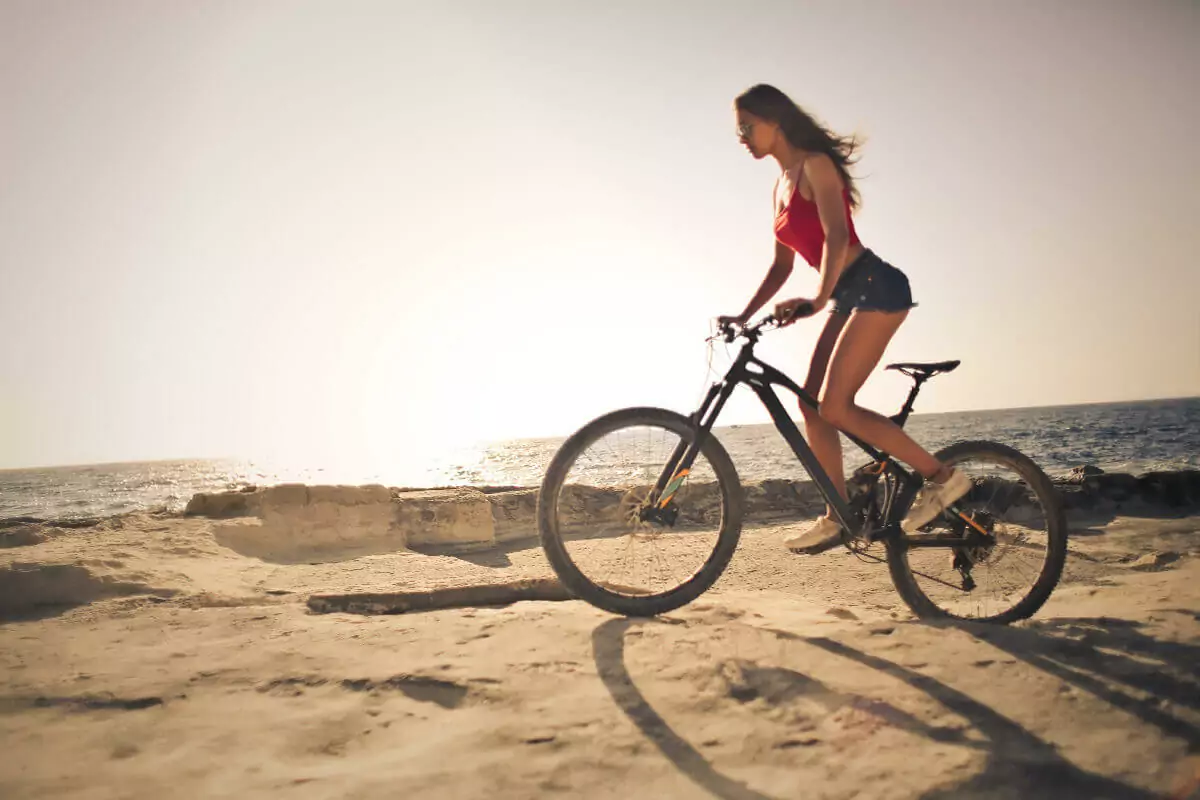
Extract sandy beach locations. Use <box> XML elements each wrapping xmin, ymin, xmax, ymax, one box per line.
<box><xmin>1</xmin><ymin>492</ymin><xmax>1197</xmax><ymax>800</ymax></box>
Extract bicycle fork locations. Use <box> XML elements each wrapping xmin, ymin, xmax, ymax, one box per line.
<box><xmin>643</xmin><ymin>382</ymin><xmax>734</xmax><ymax>520</ymax></box>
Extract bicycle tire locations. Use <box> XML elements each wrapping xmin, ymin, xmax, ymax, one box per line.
<box><xmin>885</xmin><ymin>440</ymin><xmax>1067</xmax><ymax>624</ymax></box>
<box><xmin>537</xmin><ymin>407</ymin><xmax>744</xmax><ymax>616</ymax></box>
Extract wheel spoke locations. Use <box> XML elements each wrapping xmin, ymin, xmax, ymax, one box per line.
<box><xmin>542</xmin><ymin>413</ymin><xmax>738</xmax><ymax>614</ymax></box>
<box><xmin>897</xmin><ymin>443</ymin><xmax>1064</xmax><ymax>623</ymax></box>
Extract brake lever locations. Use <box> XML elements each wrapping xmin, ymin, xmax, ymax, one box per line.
<box><xmin>711</xmin><ymin>313</ymin><xmax>783</xmax><ymax>344</ymax></box>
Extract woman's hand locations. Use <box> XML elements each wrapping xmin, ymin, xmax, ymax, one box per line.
<box><xmin>774</xmin><ymin>296</ymin><xmax>825</xmax><ymax>325</ymax></box>
<box><xmin>716</xmin><ymin>313</ymin><xmax>748</xmax><ymax>327</ymax></box>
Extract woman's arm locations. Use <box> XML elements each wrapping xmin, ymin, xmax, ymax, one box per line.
<box><xmin>724</xmin><ymin>240</ymin><xmax>795</xmax><ymax>323</ymax></box>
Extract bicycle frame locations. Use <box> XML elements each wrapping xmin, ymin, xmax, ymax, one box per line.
<box><xmin>651</xmin><ymin>329</ymin><xmax>927</xmax><ymax>540</ymax></box>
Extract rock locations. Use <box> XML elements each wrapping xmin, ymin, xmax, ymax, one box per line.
<box><xmin>194</xmin><ymin>484</ymin><xmax>501</xmax><ymax>557</ymax></box>
<box><xmin>1056</xmin><ymin>492</ymin><xmax>1087</xmax><ymax>512</ymax></box>
<box><xmin>1</xmin><ymin>526</ymin><xmax>47</xmax><ymax>548</ymax></box>
<box><xmin>261</xmin><ymin>483</ymin><xmax>308</xmax><ymax>508</ymax></box>
<box><xmin>1127</xmin><ymin>551</ymin><xmax>1181</xmax><ymax>571</ymax></box>
<box><xmin>480</xmin><ymin>478</ymin><xmax>829</xmax><ymax>544</ymax></box>
<box><xmin>486</xmin><ymin>489</ymin><xmax>540</xmax><ymax>544</ymax></box>
<box><xmin>551</xmin><ymin>484</ymin><xmax>629</xmax><ymax>534</ymax></box>
<box><xmin>1053</xmin><ymin>467</ymin><xmax>1200</xmax><ymax>512</ymax></box>
<box><xmin>303</xmin><ymin>484</ymin><xmax>391</xmax><ymax>506</ymax></box>
<box><xmin>255</xmin><ymin>485</ymin><xmax>394</xmax><ymax>549</ymax></box>
<box><xmin>0</xmin><ymin>516</ymin><xmax>46</xmax><ymax>529</ymax></box>
<box><xmin>743</xmin><ymin>479</ymin><xmax>825</xmax><ymax>520</ymax></box>
<box><xmin>185</xmin><ymin>490</ymin><xmax>261</xmax><ymax>519</ymax></box>
<box><xmin>52</xmin><ymin>518</ymin><xmax>105</xmax><ymax>529</ymax></box>
<box><xmin>213</xmin><ymin>484</ymin><xmax>399</xmax><ymax>563</ymax></box>
<box><xmin>1057</xmin><ymin>465</ymin><xmax>1104</xmax><ymax>486</ymax></box>
<box><xmin>1138</xmin><ymin>471</ymin><xmax>1200</xmax><ymax>507</ymax></box>
<box><xmin>395</xmin><ymin>489</ymin><xmax>495</xmax><ymax>550</ymax></box>
<box><xmin>307</xmin><ymin>578</ymin><xmax>570</xmax><ymax>614</ymax></box>
<box><xmin>966</xmin><ymin>477</ymin><xmax>1037</xmax><ymax>512</ymax></box>
<box><xmin>1093</xmin><ymin>473</ymin><xmax>1141</xmax><ymax>499</ymax></box>
<box><xmin>183</xmin><ymin>464</ymin><xmax>1200</xmax><ymax>561</ymax></box>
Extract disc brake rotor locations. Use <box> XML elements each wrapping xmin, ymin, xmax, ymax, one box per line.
<box><xmin>619</xmin><ymin>486</ymin><xmax>673</xmax><ymax>538</ymax></box>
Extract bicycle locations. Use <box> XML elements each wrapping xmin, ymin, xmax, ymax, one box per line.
<box><xmin>537</xmin><ymin>311</ymin><xmax>1067</xmax><ymax>623</ymax></box>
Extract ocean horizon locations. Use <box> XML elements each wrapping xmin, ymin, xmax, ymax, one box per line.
<box><xmin>3</xmin><ymin>396</ymin><xmax>1198</xmax><ymax>522</ymax></box>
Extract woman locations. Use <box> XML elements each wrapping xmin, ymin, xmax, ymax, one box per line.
<box><xmin>721</xmin><ymin>83</ymin><xmax>969</xmax><ymax>554</ymax></box>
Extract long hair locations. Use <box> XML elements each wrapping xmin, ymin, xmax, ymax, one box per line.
<box><xmin>735</xmin><ymin>84</ymin><xmax>863</xmax><ymax>208</ymax></box>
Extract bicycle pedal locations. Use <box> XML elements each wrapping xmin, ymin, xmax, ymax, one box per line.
<box><xmin>846</xmin><ymin>538</ymin><xmax>874</xmax><ymax>556</ymax></box>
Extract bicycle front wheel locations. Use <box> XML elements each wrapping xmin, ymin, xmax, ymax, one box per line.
<box><xmin>886</xmin><ymin>440</ymin><xmax>1067</xmax><ymax>624</ymax></box>
<box><xmin>537</xmin><ymin>407</ymin><xmax>744</xmax><ymax>617</ymax></box>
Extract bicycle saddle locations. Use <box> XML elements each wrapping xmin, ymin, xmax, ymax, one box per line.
<box><xmin>885</xmin><ymin>360</ymin><xmax>961</xmax><ymax>379</ymax></box>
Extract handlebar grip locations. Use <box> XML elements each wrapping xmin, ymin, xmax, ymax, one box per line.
<box><xmin>786</xmin><ymin>301</ymin><xmax>815</xmax><ymax>322</ymax></box>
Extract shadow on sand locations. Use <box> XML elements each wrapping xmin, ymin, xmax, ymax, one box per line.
<box><xmin>592</xmin><ymin>614</ymin><xmax>1197</xmax><ymax>800</ymax></box>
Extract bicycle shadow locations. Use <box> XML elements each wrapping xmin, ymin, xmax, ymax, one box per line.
<box><xmin>801</xmin><ymin>632</ymin><xmax>1171</xmax><ymax>800</ymax></box>
<box><xmin>591</xmin><ymin>617</ymin><xmax>1173</xmax><ymax>800</ymax></box>
<box><xmin>962</xmin><ymin>615</ymin><xmax>1200</xmax><ymax>749</ymax></box>
<box><xmin>590</xmin><ymin>618</ymin><xmax>773</xmax><ymax>800</ymax></box>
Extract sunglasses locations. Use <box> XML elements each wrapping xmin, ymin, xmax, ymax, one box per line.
<box><xmin>736</xmin><ymin>122</ymin><xmax>754</xmax><ymax>139</ymax></box>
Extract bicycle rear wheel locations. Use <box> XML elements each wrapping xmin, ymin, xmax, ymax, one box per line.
<box><xmin>885</xmin><ymin>440</ymin><xmax>1067</xmax><ymax>624</ymax></box>
<box><xmin>537</xmin><ymin>407</ymin><xmax>744</xmax><ymax>616</ymax></box>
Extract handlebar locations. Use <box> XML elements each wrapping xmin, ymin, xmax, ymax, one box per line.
<box><xmin>715</xmin><ymin>301</ymin><xmax>816</xmax><ymax>343</ymax></box>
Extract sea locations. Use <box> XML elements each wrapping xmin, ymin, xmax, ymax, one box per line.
<box><xmin>2</xmin><ymin>397</ymin><xmax>1197</xmax><ymax>522</ymax></box>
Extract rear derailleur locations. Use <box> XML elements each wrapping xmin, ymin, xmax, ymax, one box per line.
<box><xmin>949</xmin><ymin>510</ymin><xmax>996</xmax><ymax>592</ymax></box>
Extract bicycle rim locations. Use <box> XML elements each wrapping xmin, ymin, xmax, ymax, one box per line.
<box><xmin>540</xmin><ymin>408</ymin><xmax>740</xmax><ymax>615</ymax></box>
<box><xmin>890</xmin><ymin>441</ymin><xmax>1066</xmax><ymax>623</ymax></box>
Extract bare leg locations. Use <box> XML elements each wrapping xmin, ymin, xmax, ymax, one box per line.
<box><xmin>798</xmin><ymin>312</ymin><xmax>850</xmax><ymax>517</ymax></box>
<box><xmin>819</xmin><ymin>310</ymin><xmax>950</xmax><ymax>482</ymax></box>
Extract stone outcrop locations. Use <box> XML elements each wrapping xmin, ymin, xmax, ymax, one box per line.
<box><xmin>1</xmin><ymin>525</ymin><xmax>47</xmax><ymax>548</ymax></box>
<box><xmin>307</xmin><ymin>578</ymin><xmax>570</xmax><ymax>615</ymax></box>
<box><xmin>186</xmin><ymin>478</ymin><xmax>835</xmax><ymax>556</ymax></box>
<box><xmin>182</xmin><ymin>468</ymin><xmax>1200</xmax><ymax>557</ymax></box>
<box><xmin>1053</xmin><ymin>467</ymin><xmax>1200</xmax><ymax>512</ymax></box>
<box><xmin>184</xmin><ymin>486</ymin><xmax>262</xmax><ymax>518</ymax></box>
<box><xmin>393</xmin><ymin>488</ymin><xmax>495</xmax><ymax>551</ymax></box>
<box><xmin>209</xmin><ymin>484</ymin><xmax>400</xmax><ymax>563</ymax></box>
<box><xmin>486</xmin><ymin>489</ymin><xmax>540</xmax><ymax>544</ymax></box>
<box><xmin>744</xmin><ymin>479</ymin><xmax>827</xmax><ymax>520</ymax></box>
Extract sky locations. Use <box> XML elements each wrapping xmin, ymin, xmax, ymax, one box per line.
<box><xmin>1</xmin><ymin>0</ymin><xmax>1198</xmax><ymax>471</ymax></box>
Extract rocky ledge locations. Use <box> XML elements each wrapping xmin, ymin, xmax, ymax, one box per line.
<box><xmin>1053</xmin><ymin>465</ymin><xmax>1200</xmax><ymax>512</ymax></box>
<box><xmin>177</xmin><ymin>466</ymin><xmax>1200</xmax><ymax>559</ymax></box>
<box><xmin>182</xmin><ymin>479</ymin><xmax>827</xmax><ymax>560</ymax></box>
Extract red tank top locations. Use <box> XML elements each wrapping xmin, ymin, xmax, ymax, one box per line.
<box><xmin>774</xmin><ymin>179</ymin><xmax>861</xmax><ymax>267</ymax></box>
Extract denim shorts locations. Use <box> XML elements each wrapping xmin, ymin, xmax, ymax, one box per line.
<box><xmin>830</xmin><ymin>249</ymin><xmax>916</xmax><ymax>315</ymax></box>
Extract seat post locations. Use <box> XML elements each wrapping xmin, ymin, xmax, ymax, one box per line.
<box><xmin>889</xmin><ymin>375</ymin><xmax>926</xmax><ymax>427</ymax></box>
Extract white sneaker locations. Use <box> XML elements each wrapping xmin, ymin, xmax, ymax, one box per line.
<box><xmin>901</xmin><ymin>469</ymin><xmax>972</xmax><ymax>533</ymax></box>
<box><xmin>784</xmin><ymin>516</ymin><xmax>844</xmax><ymax>554</ymax></box>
